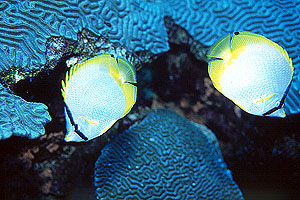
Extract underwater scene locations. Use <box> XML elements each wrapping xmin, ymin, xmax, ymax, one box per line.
<box><xmin>0</xmin><ymin>0</ymin><xmax>299</xmax><ymax>199</ymax></box>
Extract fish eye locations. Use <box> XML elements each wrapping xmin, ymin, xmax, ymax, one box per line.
<box><xmin>234</xmin><ymin>31</ymin><xmax>240</xmax><ymax>35</ymax></box>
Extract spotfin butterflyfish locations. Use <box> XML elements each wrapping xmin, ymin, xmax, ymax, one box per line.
<box><xmin>207</xmin><ymin>31</ymin><xmax>293</xmax><ymax>118</ymax></box>
<box><xmin>61</xmin><ymin>54</ymin><xmax>137</xmax><ymax>142</ymax></box>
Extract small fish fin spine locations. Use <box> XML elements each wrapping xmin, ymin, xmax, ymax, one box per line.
<box><xmin>61</xmin><ymin>79</ymin><xmax>67</xmax><ymax>99</ymax></box>
<box><xmin>61</xmin><ymin>56</ymin><xmax>90</xmax><ymax>99</ymax></box>
<box><xmin>61</xmin><ymin>66</ymin><xmax>77</xmax><ymax>99</ymax></box>
<box><xmin>117</xmin><ymin>57</ymin><xmax>137</xmax><ymax>83</ymax></box>
<box><xmin>65</xmin><ymin>132</ymin><xmax>72</xmax><ymax>142</ymax></box>
<box><xmin>103</xmin><ymin>54</ymin><xmax>121</xmax><ymax>84</ymax></box>
<box><xmin>116</xmin><ymin>57</ymin><xmax>137</xmax><ymax>118</ymax></box>
<box><xmin>207</xmin><ymin>33</ymin><xmax>231</xmax><ymax>59</ymax></box>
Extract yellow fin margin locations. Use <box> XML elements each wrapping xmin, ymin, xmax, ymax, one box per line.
<box><xmin>207</xmin><ymin>33</ymin><xmax>231</xmax><ymax>59</ymax></box>
<box><xmin>116</xmin><ymin>57</ymin><xmax>137</xmax><ymax>118</ymax></box>
<box><xmin>101</xmin><ymin>120</ymin><xmax>117</xmax><ymax>135</ymax></box>
<box><xmin>207</xmin><ymin>33</ymin><xmax>232</xmax><ymax>93</ymax></box>
<box><xmin>103</xmin><ymin>56</ymin><xmax>137</xmax><ymax>118</ymax></box>
<box><xmin>61</xmin><ymin>54</ymin><xmax>120</xmax><ymax>99</ymax></box>
<box><xmin>117</xmin><ymin>57</ymin><xmax>137</xmax><ymax>83</ymax></box>
<box><xmin>121</xmin><ymin>83</ymin><xmax>137</xmax><ymax>118</ymax></box>
<box><xmin>208</xmin><ymin>59</ymin><xmax>226</xmax><ymax>93</ymax></box>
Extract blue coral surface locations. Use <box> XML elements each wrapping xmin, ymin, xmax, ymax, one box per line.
<box><xmin>1</xmin><ymin>0</ymin><xmax>299</xmax><ymax>114</ymax></box>
<box><xmin>0</xmin><ymin>84</ymin><xmax>51</xmax><ymax>140</ymax></box>
<box><xmin>94</xmin><ymin>109</ymin><xmax>244</xmax><ymax>200</ymax></box>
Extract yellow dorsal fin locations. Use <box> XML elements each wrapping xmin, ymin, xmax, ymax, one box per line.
<box><xmin>121</xmin><ymin>83</ymin><xmax>137</xmax><ymax>118</ymax></box>
<box><xmin>207</xmin><ymin>33</ymin><xmax>231</xmax><ymax>60</ymax></box>
<box><xmin>116</xmin><ymin>57</ymin><xmax>137</xmax><ymax>118</ymax></box>
<box><xmin>99</xmin><ymin>55</ymin><xmax>137</xmax><ymax>118</ymax></box>
<box><xmin>104</xmin><ymin>55</ymin><xmax>122</xmax><ymax>86</ymax></box>
<box><xmin>117</xmin><ymin>57</ymin><xmax>137</xmax><ymax>83</ymax></box>
<box><xmin>61</xmin><ymin>54</ymin><xmax>119</xmax><ymax>99</ymax></box>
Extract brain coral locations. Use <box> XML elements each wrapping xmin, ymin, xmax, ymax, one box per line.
<box><xmin>170</xmin><ymin>0</ymin><xmax>300</xmax><ymax>115</ymax></box>
<box><xmin>0</xmin><ymin>84</ymin><xmax>51</xmax><ymax>140</ymax></box>
<box><xmin>1</xmin><ymin>0</ymin><xmax>299</xmax><ymax>114</ymax></box>
<box><xmin>94</xmin><ymin>109</ymin><xmax>244</xmax><ymax>200</ymax></box>
<box><xmin>0</xmin><ymin>0</ymin><xmax>169</xmax><ymax>71</ymax></box>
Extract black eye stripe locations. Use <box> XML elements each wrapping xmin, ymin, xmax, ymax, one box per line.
<box><xmin>263</xmin><ymin>81</ymin><xmax>292</xmax><ymax>116</ymax></box>
<box><xmin>64</xmin><ymin>102</ymin><xmax>88</xmax><ymax>141</ymax></box>
<box><xmin>263</xmin><ymin>106</ymin><xmax>280</xmax><ymax>116</ymax></box>
<box><xmin>126</xmin><ymin>81</ymin><xmax>137</xmax><ymax>87</ymax></box>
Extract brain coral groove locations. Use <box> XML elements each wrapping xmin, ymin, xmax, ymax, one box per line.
<box><xmin>0</xmin><ymin>84</ymin><xmax>51</xmax><ymax>140</ymax></box>
<box><xmin>94</xmin><ymin>109</ymin><xmax>244</xmax><ymax>199</ymax></box>
<box><xmin>0</xmin><ymin>0</ymin><xmax>299</xmax><ymax>114</ymax></box>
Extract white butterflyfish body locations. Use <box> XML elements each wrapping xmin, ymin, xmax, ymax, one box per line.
<box><xmin>207</xmin><ymin>31</ymin><xmax>293</xmax><ymax>118</ymax></box>
<box><xmin>61</xmin><ymin>54</ymin><xmax>137</xmax><ymax>142</ymax></box>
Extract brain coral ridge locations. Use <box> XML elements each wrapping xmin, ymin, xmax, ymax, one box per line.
<box><xmin>94</xmin><ymin>109</ymin><xmax>244</xmax><ymax>200</ymax></box>
<box><xmin>1</xmin><ymin>0</ymin><xmax>300</xmax><ymax>114</ymax></box>
<box><xmin>0</xmin><ymin>84</ymin><xmax>51</xmax><ymax>140</ymax></box>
